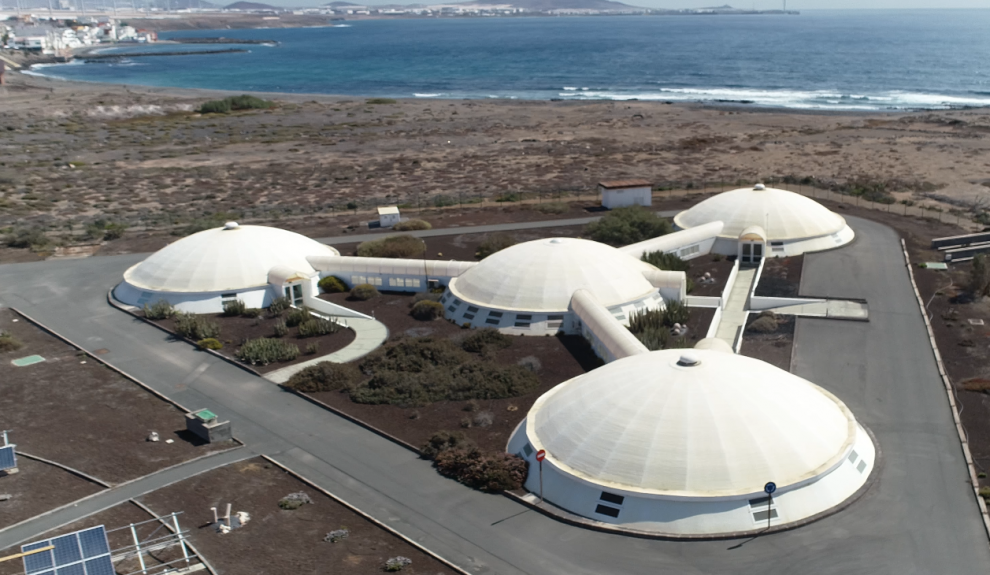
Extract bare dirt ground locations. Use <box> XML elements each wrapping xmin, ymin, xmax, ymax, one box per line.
<box><xmin>740</xmin><ymin>314</ymin><xmax>795</xmax><ymax>372</ymax></box>
<box><xmin>138</xmin><ymin>457</ymin><xmax>457</xmax><ymax>575</ymax></box>
<box><xmin>0</xmin><ymin>308</ymin><xmax>236</xmax><ymax>485</ymax></box>
<box><xmin>3</xmin><ymin>71</ymin><xmax>990</xmax><ymax>260</ymax></box>
<box><xmin>0</xmin><ymin>456</ymin><xmax>104</xmax><ymax>532</ymax></box>
<box><xmin>754</xmin><ymin>255</ymin><xmax>804</xmax><ymax>298</ymax></box>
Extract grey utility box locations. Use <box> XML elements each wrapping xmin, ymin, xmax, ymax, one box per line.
<box><xmin>185</xmin><ymin>408</ymin><xmax>232</xmax><ymax>443</ymax></box>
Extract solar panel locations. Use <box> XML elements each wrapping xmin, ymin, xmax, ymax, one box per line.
<box><xmin>0</xmin><ymin>445</ymin><xmax>16</xmax><ymax>471</ymax></box>
<box><xmin>22</xmin><ymin>526</ymin><xmax>111</xmax><ymax>575</ymax></box>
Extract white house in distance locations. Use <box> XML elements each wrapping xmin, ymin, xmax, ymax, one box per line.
<box><xmin>378</xmin><ymin>206</ymin><xmax>400</xmax><ymax>228</ymax></box>
<box><xmin>598</xmin><ymin>179</ymin><xmax>653</xmax><ymax>209</ymax></box>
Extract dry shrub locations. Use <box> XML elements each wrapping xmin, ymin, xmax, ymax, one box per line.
<box><xmin>286</xmin><ymin>361</ymin><xmax>362</xmax><ymax>392</ymax></box>
<box><xmin>410</xmin><ymin>300</ymin><xmax>445</xmax><ymax>320</ymax></box>
<box><xmin>462</xmin><ymin>328</ymin><xmax>512</xmax><ymax>353</ymax></box>
<box><xmin>962</xmin><ymin>378</ymin><xmax>990</xmax><ymax>392</ymax></box>
<box><xmin>748</xmin><ymin>314</ymin><xmax>779</xmax><ymax>334</ymax></box>
<box><xmin>357</xmin><ymin>235</ymin><xmax>425</xmax><ymax>258</ymax></box>
<box><xmin>393</xmin><ymin>219</ymin><xmax>432</xmax><ymax>231</ymax></box>
<box><xmin>350</xmin><ymin>284</ymin><xmax>380</xmax><ymax>301</ymax></box>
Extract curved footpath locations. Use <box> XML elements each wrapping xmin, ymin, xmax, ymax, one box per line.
<box><xmin>0</xmin><ymin>216</ymin><xmax>987</xmax><ymax>574</ymax></box>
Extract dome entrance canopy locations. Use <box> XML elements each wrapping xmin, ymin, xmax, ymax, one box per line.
<box><xmin>124</xmin><ymin>225</ymin><xmax>338</xmax><ymax>293</ymax></box>
<box><xmin>674</xmin><ymin>186</ymin><xmax>848</xmax><ymax>242</ymax></box>
<box><xmin>528</xmin><ymin>349</ymin><xmax>857</xmax><ymax>498</ymax></box>
<box><xmin>447</xmin><ymin>237</ymin><xmax>657</xmax><ymax>313</ymax></box>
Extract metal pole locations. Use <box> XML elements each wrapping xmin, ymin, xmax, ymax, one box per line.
<box><xmin>130</xmin><ymin>524</ymin><xmax>148</xmax><ymax>575</ymax></box>
<box><xmin>172</xmin><ymin>513</ymin><xmax>190</xmax><ymax>567</ymax></box>
<box><xmin>766</xmin><ymin>493</ymin><xmax>772</xmax><ymax>530</ymax></box>
<box><xmin>539</xmin><ymin>459</ymin><xmax>544</xmax><ymax>504</ymax></box>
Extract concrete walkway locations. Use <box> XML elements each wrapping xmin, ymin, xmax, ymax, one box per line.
<box><xmin>0</xmin><ymin>448</ymin><xmax>252</xmax><ymax>549</ymax></box>
<box><xmin>714</xmin><ymin>266</ymin><xmax>757</xmax><ymax>349</ymax></box>
<box><xmin>764</xmin><ymin>299</ymin><xmax>869</xmax><ymax>320</ymax></box>
<box><xmin>265</xmin><ymin>317</ymin><xmax>389</xmax><ymax>384</ymax></box>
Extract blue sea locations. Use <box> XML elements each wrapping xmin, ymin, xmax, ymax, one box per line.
<box><xmin>27</xmin><ymin>10</ymin><xmax>990</xmax><ymax>111</ymax></box>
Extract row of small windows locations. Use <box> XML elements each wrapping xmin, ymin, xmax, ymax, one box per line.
<box><xmin>350</xmin><ymin>275</ymin><xmax>383</xmax><ymax>287</ymax></box>
<box><xmin>678</xmin><ymin>244</ymin><xmax>701</xmax><ymax>257</ymax></box>
<box><xmin>595</xmin><ymin>491</ymin><xmax>624</xmax><ymax>518</ymax></box>
<box><xmin>389</xmin><ymin>277</ymin><xmax>422</xmax><ymax>288</ymax></box>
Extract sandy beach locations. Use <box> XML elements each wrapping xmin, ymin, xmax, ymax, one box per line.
<box><xmin>1</xmin><ymin>67</ymin><xmax>989</xmax><ymax>255</ymax></box>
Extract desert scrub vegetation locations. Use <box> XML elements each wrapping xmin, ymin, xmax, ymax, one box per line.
<box><xmin>222</xmin><ymin>299</ymin><xmax>247</xmax><ymax>317</ymax></box>
<box><xmin>461</xmin><ymin>328</ymin><xmax>513</xmax><ymax>353</ymax></box>
<box><xmin>392</xmin><ymin>219</ymin><xmax>432</xmax><ymax>231</ymax></box>
<box><xmin>585</xmin><ymin>206</ymin><xmax>672</xmax><ymax>246</ymax></box>
<box><xmin>285</xmin><ymin>361</ymin><xmax>363</xmax><ymax>393</ymax></box>
<box><xmin>318</xmin><ymin>275</ymin><xmax>347</xmax><ymax>293</ymax></box>
<box><xmin>3</xmin><ymin>226</ymin><xmax>51</xmax><ymax>250</ymax></box>
<box><xmin>642</xmin><ymin>250</ymin><xmax>691</xmax><ymax>272</ymax></box>
<box><xmin>199</xmin><ymin>95</ymin><xmax>274</xmax><ymax>114</ymax></box>
<box><xmin>297</xmin><ymin>317</ymin><xmax>339</xmax><ymax>338</ymax></box>
<box><xmin>236</xmin><ymin>337</ymin><xmax>299</xmax><ymax>365</ymax></box>
<box><xmin>350</xmin><ymin>284</ymin><xmax>380</xmax><ymax>301</ymax></box>
<box><xmin>0</xmin><ymin>331</ymin><xmax>24</xmax><ymax>353</ymax></box>
<box><xmin>533</xmin><ymin>201</ymin><xmax>568</xmax><ymax>215</ymax></box>
<box><xmin>422</xmin><ymin>431</ymin><xmax>527</xmax><ymax>492</ymax></box>
<box><xmin>196</xmin><ymin>337</ymin><xmax>223</xmax><ymax>350</ymax></box>
<box><xmin>356</xmin><ymin>234</ymin><xmax>425</xmax><ymax>258</ymax></box>
<box><xmin>143</xmin><ymin>300</ymin><xmax>176</xmax><ymax>320</ymax></box>
<box><xmin>173</xmin><ymin>314</ymin><xmax>221</xmax><ymax>340</ymax></box>
<box><xmin>410</xmin><ymin>300</ymin><xmax>445</xmax><ymax>320</ymax></box>
<box><xmin>475</xmin><ymin>233</ymin><xmax>517</xmax><ymax>259</ymax></box>
<box><xmin>627</xmin><ymin>304</ymin><xmax>692</xmax><ymax>351</ymax></box>
<box><xmin>747</xmin><ymin>311</ymin><xmax>780</xmax><ymax>333</ymax></box>
<box><xmin>292</xmin><ymin>337</ymin><xmax>538</xmax><ymax>407</ymax></box>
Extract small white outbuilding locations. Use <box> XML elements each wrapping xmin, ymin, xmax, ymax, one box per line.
<box><xmin>598</xmin><ymin>180</ymin><xmax>653</xmax><ymax>210</ymax></box>
<box><xmin>378</xmin><ymin>206</ymin><xmax>400</xmax><ymax>228</ymax></box>
<box><xmin>507</xmin><ymin>348</ymin><xmax>875</xmax><ymax>536</ymax></box>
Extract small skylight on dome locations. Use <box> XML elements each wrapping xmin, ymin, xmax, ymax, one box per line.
<box><xmin>677</xmin><ymin>352</ymin><xmax>701</xmax><ymax>367</ymax></box>
<box><xmin>223</xmin><ymin>222</ymin><xmax>240</xmax><ymax>230</ymax></box>
<box><xmin>753</xmin><ymin>184</ymin><xmax>766</xmax><ymax>191</ymax></box>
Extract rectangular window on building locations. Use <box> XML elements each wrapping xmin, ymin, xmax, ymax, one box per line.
<box><xmin>514</xmin><ymin>322</ymin><xmax>530</xmax><ymax>328</ymax></box>
<box><xmin>352</xmin><ymin>276</ymin><xmax>366</xmax><ymax>286</ymax></box>
<box><xmin>516</xmin><ymin>314</ymin><xmax>532</xmax><ymax>320</ymax></box>
<box><xmin>221</xmin><ymin>293</ymin><xmax>237</xmax><ymax>299</ymax></box>
<box><xmin>599</xmin><ymin>492</ymin><xmax>624</xmax><ymax>506</ymax></box>
<box><xmin>463</xmin><ymin>313</ymin><xmax>475</xmax><ymax>320</ymax></box>
<box><xmin>447</xmin><ymin>305</ymin><xmax>457</xmax><ymax>313</ymax></box>
<box><xmin>388</xmin><ymin>278</ymin><xmax>400</xmax><ymax>287</ymax></box>
<box><xmin>454</xmin><ymin>299</ymin><xmax>462</xmax><ymax>306</ymax></box>
<box><xmin>488</xmin><ymin>311</ymin><xmax>503</xmax><ymax>318</ymax></box>
<box><xmin>548</xmin><ymin>315</ymin><xmax>563</xmax><ymax>321</ymax></box>
<box><xmin>409</xmin><ymin>278</ymin><xmax>421</xmax><ymax>288</ymax></box>
<box><xmin>467</xmin><ymin>306</ymin><xmax>479</xmax><ymax>313</ymax></box>
<box><xmin>485</xmin><ymin>318</ymin><xmax>500</xmax><ymax>325</ymax></box>
<box><xmin>752</xmin><ymin>509</ymin><xmax>779</xmax><ymax>522</ymax></box>
<box><xmin>595</xmin><ymin>505</ymin><xmax>621</xmax><ymax>518</ymax></box>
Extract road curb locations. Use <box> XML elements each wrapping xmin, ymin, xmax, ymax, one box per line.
<box><xmin>260</xmin><ymin>455</ymin><xmax>472</xmax><ymax>575</ymax></box>
<box><xmin>900</xmin><ymin>238</ymin><xmax>990</xmax><ymax>543</ymax></box>
<box><xmin>14</xmin><ymin>451</ymin><xmax>111</xmax><ymax>488</ymax></box>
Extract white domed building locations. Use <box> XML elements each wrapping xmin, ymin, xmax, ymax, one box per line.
<box><xmin>114</xmin><ymin>223</ymin><xmax>339</xmax><ymax>313</ymax></box>
<box><xmin>674</xmin><ymin>184</ymin><xmax>854</xmax><ymax>263</ymax></box>
<box><xmin>440</xmin><ymin>237</ymin><xmax>686</xmax><ymax>336</ymax></box>
<box><xmin>507</xmin><ymin>348</ymin><xmax>876</xmax><ymax>536</ymax></box>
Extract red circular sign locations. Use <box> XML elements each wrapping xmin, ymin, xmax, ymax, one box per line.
<box><xmin>535</xmin><ymin>450</ymin><xmax>546</xmax><ymax>462</ymax></box>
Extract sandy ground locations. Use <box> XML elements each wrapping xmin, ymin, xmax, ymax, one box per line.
<box><xmin>1</xmin><ymin>70</ymin><xmax>989</xmax><ymax>256</ymax></box>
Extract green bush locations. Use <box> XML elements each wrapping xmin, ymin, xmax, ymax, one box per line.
<box><xmin>273</xmin><ymin>319</ymin><xmax>288</xmax><ymax>338</ymax></box>
<box><xmin>352</xmin><ymin>337</ymin><xmax>539</xmax><ymax>406</ymax></box>
<box><xmin>200</xmin><ymin>95</ymin><xmax>274</xmax><ymax>114</ymax></box>
<box><xmin>243</xmin><ymin>307</ymin><xmax>263</xmax><ymax>319</ymax></box>
<box><xmin>461</xmin><ymin>328</ymin><xmax>512</xmax><ymax>353</ymax></box>
<box><xmin>410</xmin><ymin>300</ymin><xmax>445</xmax><ymax>320</ymax></box>
<box><xmin>285</xmin><ymin>307</ymin><xmax>312</xmax><ymax>327</ymax></box>
<box><xmin>585</xmin><ymin>207</ymin><xmax>673</xmax><ymax>246</ymax></box>
<box><xmin>143</xmin><ymin>300</ymin><xmax>176</xmax><ymax>320</ymax></box>
<box><xmin>393</xmin><ymin>219</ymin><xmax>432</xmax><ymax>231</ymax></box>
<box><xmin>971</xmin><ymin>254</ymin><xmax>990</xmax><ymax>298</ymax></box>
<box><xmin>421</xmin><ymin>430</ymin><xmax>477</xmax><ymax>459</ymax></box>
<box><xmin>318</xmin><ymin>275</ymin><xmax>348</xmax><ymax>294</ymax></box>
<box><xmin>305</xmin><ymin>342</ymin><xmax>319</xmax><ymax>355</ymax></box>
<box><xmin>297</xmin><ymin>317</ymin><xmax>339</xmax><ymax>337</ymax></box>
<box><xmin>642</xmin><ymin>250</ymin><xmax>690</xmax><ymax>272</ymax></box>
<box><xmin>236</xmin><ymin>337</ymin><xmax>299</xmax><ymax>365</ymax></box>
<box><xmin>174</xmin><ymin>314</ymin><xmax>220</xmax><ymax>340</ymax></box>
<box><xmin>4</xmin><ymin>227</ymin><xmax>50</xmax><ymax>249</ymax></box>
<box><xmin>748</xmin><ymin>314</ymin><xmax>779</xmax><ymax>333</ymax></box>
<box><xmin>0</xmin><ymin>332</ymin><xmax>23</xmax><ymax>353</ymax></box>
<box><xmin>534</xmin><ymin>201</ymin><xmax>568</xmax><ymax>215</ymax></box>
<box><xmin>86</xmin><ymin>220</ymin><xmax>128</xmax><ymax>241</ymax></box>
<box><xmin>350</xmin><ymin>284</ymin><xmax>379</xmax><ymax>301</ymax></box>
<box><xmin>475</xmin><ymin>233</ymin><xmax>517</xmax><ymax>259</ymax></box>
<box><xmin>633</xmin><ymin>325</ymin><xmax>668</xmax><ymax>351</ymax></box>
<box><xmin>433</xmin><ymin>448</ymin><xmax>527</xmax><ymax>492</ymax></box>
<box><xmin>356</xmin><ymin>235</ymin><xmax>425</xmax><ymax>258</ymax></box>
<box><xmin>222</xmin><ymin>299</ymin><xmax>247</xmax><ymax>317</ymax></box>
<box><xmin>196</xmin><ymin>338</ymin><xmax>223</xmax><ymax>350</ymax></box>
<box><xmin>663</xmin><ymin>301</ymin><xmax>690</xmax><ymax>326</ymax></box>
<box><xmin>269</xmin><ymin>296</ymin><xmax>291</xmax><ymax>315</ymax></box>
<box><xmin>285</xmin><ymin>361</ymin><xmax>363</xmax><ymax>393</ymax></box>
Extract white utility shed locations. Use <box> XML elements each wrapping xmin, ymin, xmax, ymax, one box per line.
<box><xmin>378</xmin><ymin>206</ymin><xmax>401</xmax><ymax>228</ymax></box>
<box><xmin>598</xmin><ymin>180</ymin><xmax>653</xmax><ymax>209</ymax></box>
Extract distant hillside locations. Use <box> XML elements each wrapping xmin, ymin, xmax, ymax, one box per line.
<box><xmin>324</xmin><ymin>1</ymin><xmax>362</xmax><ymax>5</ymax></box>
<box><xmin>495</xmin><ymin>0</ymin><xmax>643</xmax><ymax>9</ymax></box>
<box><xmin>224</xmin><ymin>1</ymin><xmax>279</xmax><ymax>10</ymax></box>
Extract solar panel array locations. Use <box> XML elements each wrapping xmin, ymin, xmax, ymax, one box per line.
<box><xmin>0</xmin><ymin>445</ymin><xmax>15</xmax><ymax>471</ymax></box>
<box><xmin>22</xmin><ymin>526</ymin><xmax>113</xmax><ymax>575</ymax></box>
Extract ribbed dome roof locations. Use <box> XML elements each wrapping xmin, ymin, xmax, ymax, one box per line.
<box><xmin>448</xmin><ymin>237</ymin><xmax>656</xmax><ymax>312</ymax></box>
<box><xmin>124</xmin><ymin>224</ymin><xmax>338</xmax><ymax>292</ymax></box>
<box><xmin>674</xmin><ymin>185</ymin><xmax>848</xmax><ymax>241</ymax></box>
<box><xmin>528</xmin><ymin>349</ymin><xmax>856</xmax><ymax>497</ymax></box>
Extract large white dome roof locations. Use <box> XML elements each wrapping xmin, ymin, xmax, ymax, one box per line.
<box><xmin>124</xmin><ymin>224</ymin><xmax>338</xmax><ymax>293</ymax></box>
<box><xmin>527</xmin><ymin>349</ymin><xmax>856</xmax><ymax>497</ymax></box>
<box><xmin>447</xmin><ymin>237</ymin><xmax>656</xmax><ymax>312</ymax></box>
<box><xmin>674</xmin><ymin>185</ymin><xmax>848</xmax><ymax>241</ymax></box>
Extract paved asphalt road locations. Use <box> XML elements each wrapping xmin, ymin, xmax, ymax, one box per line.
<box><xmin>0</xmin><ymin>215</ymin><xmax>987</xmax><ymax>574</ymax></box>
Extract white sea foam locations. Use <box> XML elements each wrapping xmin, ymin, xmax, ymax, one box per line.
<box><xmin>414</xmin><ymin>93</ymin><xmax>442</xmax><ymax>97</ymax></box>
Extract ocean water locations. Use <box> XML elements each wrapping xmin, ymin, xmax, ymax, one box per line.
<box><xmin>27</xmin><ymin>10</ymin><xmax>990</xmax><ymax>111</ymax></box>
